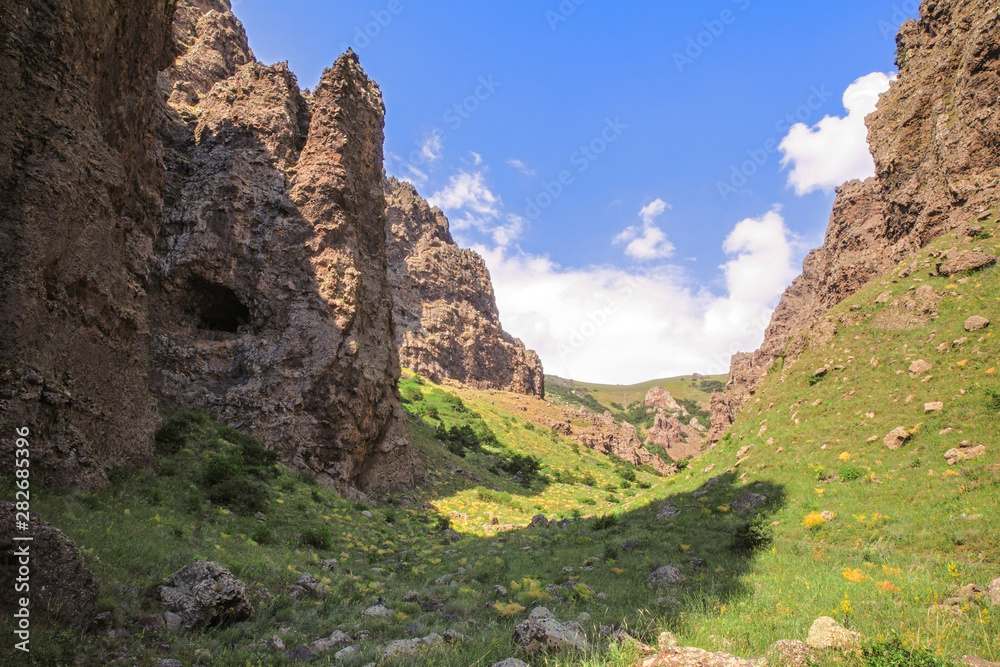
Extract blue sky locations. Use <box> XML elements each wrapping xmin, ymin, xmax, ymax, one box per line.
<box><xmin>234</xmin><ymin>0</ymin><xmax>920</xmax><ymax>384</ymax></box>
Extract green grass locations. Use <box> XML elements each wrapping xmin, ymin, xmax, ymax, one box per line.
<box><xmin>4</xmin><ymin>228</ymin><xmax>999</xmax><ymax>666</ymax></box>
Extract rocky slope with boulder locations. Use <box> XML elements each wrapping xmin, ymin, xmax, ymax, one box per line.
<box><xmin>385</xmin><ymin>178</ymin><xmax>544</xmax><ymax>397</ymax></box>
<box><xmin>710</xmin><ymin>0</ymin><xmax>1000</xmax><ymax>441</ymax></box>
<box><xmin>644</xmin><ymin>386</ymin><xmax>705</xmax><ymax>461</ymax></box>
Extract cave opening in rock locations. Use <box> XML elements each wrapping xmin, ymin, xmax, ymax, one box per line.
<box><xmin>187</xmin><ymin>278</ymin><xmax>251</xmax><ymax>333</ymax></box>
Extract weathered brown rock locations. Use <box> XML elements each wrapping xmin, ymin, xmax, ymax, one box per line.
<box><xmin>0</xmin><ymin>503</ymin><xmax>96</xmax><ymax>625</ymax></box>
<box><xmin>944</xmin><ymin>442</ymin><xmax>986</xmax><ymax>465</ymax></box>
<box><xmin>637</xmin><ymin>646</ymin><xmax>756</xmax><ymax>667</ymax></box>
<box><xmin>158</xmin><ymin>560</ymin><xmax>252</xmax><ymax>629</ymax></box>
<box><xmin>805</xmin><ymin>616</ymin><xmax>861</xmax><ymax>651</ymax></box>
<box><xmin>385</xmin><ymin>178</ymin><xmax>544</xmax><ymax>397</ymax></box>
<box><xmin>566</xmin><ymin>408</ymin><xmax>676</xmax><ymax>475</ymax></box>
<box><xmin>512</xmin><ymin>607</ymin><xmax>589</xmax><ymax>655</ymax></box>
<box><xmin>645</xmin><ymin>387</ymin><xmax>684</xmax><ymax>413</ymax></box>
<box><xmin>646</xmin><ymin>411</ymin><xmax>702</xmax><ymax>461</ymax></box>
<box><xmin>884</xmin><ymin>427</ymin><xmax>911</xmax><ymax>450</ymax></box>
<box><xmin>964</xmin><ymin>315</ymin><xmax>990</xmax><ymax>332</ymax></box>
<box><xmin>710</xmin><ymin>0</ymin><xmax>1000</xmax><ymax>441</ymax></box>
<box><xmin>0</xmin><ymin>0</ymin><xmax>177</xmax><ymax>489</ymax></box>
<box><xmin>150</xmin><ymin>3</ymin><xmax>423</xmax><ymax>497</ymax></box>
<box><xmin>938</xmin><ymin>251</ymin><xmax>997</xmax><ymax>277</ymax></box>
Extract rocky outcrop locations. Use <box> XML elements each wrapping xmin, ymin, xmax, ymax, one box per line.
<box><xmin>158</xmin><ymin>560</ymin><xmax>253</xmax><ymax>629</ymax></box>
<box><xmin>710</xmin><ymin>0</ymin><xmax>1000</xmax><ymax>441</ymax></box>
<box><xmin>385</xmin><ymin>179</ymin><xmax>544</xmax><ymax>397</ymax></box>
<box><xmin>0</xmin><ymin>502</ymin><xmax>96</xmax><ymax>625</ymax></box>
<box><xmin>0</xmin><ymin>0</ymin><xmax>177</xmax><ymax>489</ymax></box>
<box><xmin>151</xmin><ymin>1</ymin><xmax>423</xmax><ymax>497</ymax></box>
<box><xmin>643</xmin><ymin>387</ymin><xmax>703</xmax><ymax>460</ymax></box>
<box><xmin>554</xmin><ymin>408</ymin><xmax>676</xmax><ymax>475</ymax></box>
<box><xmin>1</xmin><ymin>0</ymin><xmax>423</xmax><ymax>496</ymax></box>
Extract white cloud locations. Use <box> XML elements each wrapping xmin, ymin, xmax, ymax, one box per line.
<box><xmin>420</xmin><ymin>131</ymin><xmax>444</xmax><ymax>162</ymax></box>
<box><xmin>471</xmin><ymin>151</ymin><xmax>483</xmax><ymax>165</ymax></box>
<box><xmin>491</xmin><ymin>214</ymin><xmax>525</xmax><ymax>248</ymax></box>
<box><xmin>427</xmin><ymin>170</ymin><xmax>501</xmax><ymax>231</ymax></box>
<box><xmin>779</xmin><ymin>72</ymin><xmax>894</xmax><ymax>195</ymax></box>
<box><xmin>613</xmin><ymin>198</ymin><xmax>676</xmax><ymax>261</ymax></box>
<box><xmin>477</xmin><ymin>209</ymin><xmax>799</xmax><ymax>383</ymax></box>
<box><xmin>506</xmin><ymin>158</ymin><xmax>536</xmax><ymax>176</ymax></box>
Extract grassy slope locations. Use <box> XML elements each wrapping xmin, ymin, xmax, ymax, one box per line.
<box><xmin>546</xmin><ymin>375</ymin><xmax>727</xmax><ymax>411</ymax></box>
<box><xmin>5</xmin><ymin>228</ymin><xmax>999</xmax><ymax>666</ymax></box>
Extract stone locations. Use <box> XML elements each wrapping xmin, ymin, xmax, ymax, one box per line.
<box><xmin>731</xmin><ymin>493</ymin><xmax>767</xmax><ymax>512</ymax></box>
<box><xmin>883</xmin><ymin>427</ymin><xmax>911</xmax><ymax>451</ymax></box>
<box><xmin>158</xmin><ymin>561</ymin><xmax>253</xmax><ymax>630</ymax></box>
<box><xmin>657</xmin><ymin>504</ymin><xmax>681</xmax><ymax>521</ymax></box>
<box><xmin>989</xmin><ymin>577</ymin><xmax>1000</xmax><ymax>606</ymax></box>
<box><xmin>312</xmin><ymin>630</ymin><xmax>351</xmax><ymax>653</ymax></box>
<box><xmin>512</xmin><ymin>607</ymin><xmax>589</xmax><ymax>655</ymax></box>
<box><xmin>157</xmin><ymin>661</ymin><xmax>183</xmax><ymax>667</ymax></box>
<box><xmin>361</xmin><ymin>510</ymin><xmax>373</xmax><ymax>519</ymax></box>
<box><xmin>909</xmin><ymin>359</ymin><xmax>932</xmax><ymax>378</ymax></box>
<box><xmin>622</xmin><ymin>540</ymin><xmax>641</xmax><ymax>551</ymax></box>
<box><xmin>530</xmin><ymin>514</ymin><xmax>549</xmax><ymax>528</ymax></box>
<box><xmin>0</xmin><ymin>503</ymin><xmax>95</xmax><ymax>624</ymax></box>
<box><xmin>938</xmin><ymin>251</ymin><xmax>997</xmax><ymax>277</ymax></box>
<box><xmin>163</xmin><ymin>611</ymin><xmax>183</xmax><ymax>632</ymax></box>
<box><xmin>266</xmin><ymin>636</ymin><xmax>285</xmax><ymax>651</ymax></box>
<box><xmin>382</xmin><ymin>633</ymin><xmax>445</xmax><ymax>659</ymax></box>
<box><xmin>945</xmin><ymin>443</ymin><xmax>987</xmax><ymax>465</ymax></box>
<box><xmin>361</xmin><ymin>602</ymin><xmax>392</xmax><ymax>618</ymax></box>
<box><xmin>335</xmin><ymin>645</ymin><xmax>362</xmax><ymax>660</ymax></box>
<box><xmin>806</xmin><ymin>616</ymin><xmax>862</xmax><ymax>651</ymax></box>
<box><xmin>321</xmin><ymin>559</ymin><xmax>340</xmax><ymax>571</ymax></box>
<box><xmin>924</xmin><ymin>402</ymin><xmax>945</xmax><ymax>413</ymax></box>
<box><xmin>658</xmin><ymin>632</ymin><xmax>679</xmax><ymax>649</ymax></box>
<box><xmin>294</xmin><ymin>572</ymin><xmax>325</xmax><ymax>597</ymax></box>
<box><xmin>491</xmin><ymin>660</ymin><xmax>530</xmax><ymax>667</ymax></box>
<box><xmin>647</xmin><ymin>565</ymin><xmax>686</xmax><ymax>589</ymax></box>
<box><xmin>386</xmin><ymin>179</ymin><xmax>544</xmax><ymax>397</ymax></box>
<box><xmin>959</xmin><ymin>658</ymin><xmax>1000</xmax><ymax>667</ymax></box>
<box><xmin>736</xmin><ymin>445</ymin><xmax>752</xmax><ymax>458</ymax></box>
<box><xmin>638</xmin><ymin>646</ymin><xmax>756</xmax><ymax>667</ymax></box>
<box><xmin>767</xmin><ymin>640</ymin><xmax>815</xmax><ymax>667</ymax></box>
<box><xmin>645</xmin><ymin>387</ymin><xmax>685</xmax><ymax>413</ymax></box>
<box><xmin>964</xmin><ymin>316</ymin><xmax>990</xmax><ymax>332</ymax></box>
<box><xmin>286</xmin><ymin>645</ymin><xmax>315</xmax><ymax>662</ymax></box>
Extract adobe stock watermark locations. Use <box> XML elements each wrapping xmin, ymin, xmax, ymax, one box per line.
<box><xmin>877</xmin><ymin>1</ymin><xmax>920</xmax><ymax>39</ymax></box>
<box><xmin>395</xmin><ymin>75</ymin><xmax>501</xmax><ymax>181</ymax></box>
<box><xmin>12</xmin><ymin>426</ymin><xmax>32</xmax><ymax>653</ymax></box>
<box><xmin>716</xmin><ymin>83</ymin><xmax>832</xmax><ymax>201</ymax></box>
<box><xmin>546</xmin><ymin>0</ymin><xmax>588</xmax><ymax>30</ymax></box>
<box><xmin>338</xmin><ymin>0</ymin><xmax>410</xmax><ymax>53</ymax></box>
<box><xmin>673</xmin><ymin>0</ymin><xmax>752</xmax><ymax>73</ymax></box>
<box><xmin>523</xmin><ymin>117</ymin><xmax>628</xmax><ymax>221</ymax></box>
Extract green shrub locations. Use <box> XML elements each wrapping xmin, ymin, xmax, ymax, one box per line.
<box><xmin>301</xmin><ymin>527</ymin><xmax>333</xmax><ymax>550</ymax></box>
<box><xmin>591</xmin><ymin>514</ymin><xmax>619</xmax><ymax>531</ymax></box>
<box><xmin>839</xmin><ymin>464</ymin><xmax>866</xmax><ymax>482</ymax></box>
<box><xmin>729</xmin><ymin>515</ymin><xmax>773</xmax><ymax>553</ymax></box>
<box><xmin>860</xmin><ymin>635</ymin><xmax>953</xmax><ymax>667</ymax></box>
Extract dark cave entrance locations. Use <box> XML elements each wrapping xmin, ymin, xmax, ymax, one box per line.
<box><xmin>187</xmin><ymin>278</ymin><xmax>251</xmax><ymax>333</ymax></box>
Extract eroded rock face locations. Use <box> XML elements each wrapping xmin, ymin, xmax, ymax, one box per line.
<box><xmin>0</xmin><ymin>0</ymin><xmax>177</xmax><ymax>489</ymax></box>
<box><xmin>710</xmin><ymin>0</ymin><xmax>1000</xmax><ymax>441</ymax></box>
<box><xmin>385</xmin><ymin>179</ymin><xmax>544</xmax><ymax>397</ymax></box>
<box><xmin>151</xmin><ymin>1</ymin><xmax>423</xmax><ymax>497</ymax></box>
<box><xmin>0</xmin><ymin>503</ymin><xmax>95</xmax><ymax>625</ymax></box>
<box><xmin>158</xmin><ymin>560</ymin><xmax>253</xmax><ymax>629</ymax></box>
<box><xmin>564</xmin><ymin>408</ymin><xmax>676</xmax><ymax>476</ymax></box>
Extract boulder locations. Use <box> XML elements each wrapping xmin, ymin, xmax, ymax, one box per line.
<box><xmin>938</xmin><ymin>251</ymin><xmax>997</xmax><ymax>277</ymax></box>
<box><xmin>0</xmin><ymin>503</ymin><xmax>95</xmax><ymax>624</ymax></box>
<box><xmin>805</xmin><ymin>617</ymin><xmax>861</xmax><ymax>651</ymax></box>
<box><xmin>491</xmin><ymin>660</ymin><xmax>530</xmax><ymax>667</ymax></box>
<box><xmin>924</xmin><ymin>402</ymin><xmax>944</xmax><ymax>413</ymax></box>
<box><xmin>512</xmin><ymin>607</ymin><xmax>589</xmax><ymax>655</ymax></box>
<box><xmin>944</xmin><ymin>442</ymin><xmax>987</xmax><ymax>465</ymax></box>
<box><xmin>637</xmin><ymin>646</ymin><xmax>756</xmax><ymax>667</ymax></box>
<box><xmin>908</xmin><ymin>359</ymin><xmax>932</xmax><ymax>378</ymax></box>
<box><xmin>383</xmin><ymin>633</ymin><xmax>445</xmax><ymax>659</ymax></box>
<box><xmin>647</xmin><ymin>565</ymin><xmax>686</xmax><ymax>589</ymax></box>
<box><xmin>989</xmin><ymin>577</ymin><xmax>1000</xmax><ymax>606</ymax></box>
<box><xmin>657</xmin><ymin>504</ymin><xmax>681</xmax><ymax>520</ymax></box>
<box><xmin>311</xmin><ymin>630</ymin><xmax>351</xmax><ymax>653</ymax></box>
<box><xmin>767</xmin><ymin>640</ymin><xmax>815</xmax><ymax>667</ymax></box>
<box><xmin>883</xmin><ymin>427</ymin><xmax>911</xmax><ymax>450</ymax></box>
<box><xmin>530</xmin><ymin>514</ymin><xmax>549</xmax><ymax>528</ymax></box>
<box><xmin>361</xmin><ymin>602</ymin><xmax>393</xmax><ymax>618</ymax></box>
<box><xmin>964</xmin><ymin>316</ymin><xmax>990</xmax><ymax>332</ymax></box>
<box><xmin>731</xmin><ymin>493</ymin><xmax>767</xmax><ymax>512</ymax></box>
<box><xmin>158</xmin><ymin>561</ymin><xmax>253</xmax><ymax>630</ymax></box>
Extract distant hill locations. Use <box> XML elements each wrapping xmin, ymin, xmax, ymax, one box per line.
<box><xmin>545</xmin><ymin>374</ymin><xmax>727</xmax><ymax>413</ymax></box>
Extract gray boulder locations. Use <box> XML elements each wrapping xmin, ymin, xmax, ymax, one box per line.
<box><xmin>512</xmin><ymin>606</ymin><xmax>589</xmax><ymax>655</ymax></box>
<box><xmin>647</xmin><ymin>565</ymin><xmax>686</xmax><ymax>589</ymax></box>
<box><xmin>158</xmin><ymin>561</ymin><xmax>253</xmax><ymax>630</ymax></box>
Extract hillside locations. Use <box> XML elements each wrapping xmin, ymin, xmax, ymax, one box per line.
<box><xmin>547</xmin><ymin>375</ymin><xmax>727</xmax><ymax>412</ymax></box>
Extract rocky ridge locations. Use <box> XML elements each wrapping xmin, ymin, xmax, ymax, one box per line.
<box><xmin>644</xmin><ymin>387</ymin><xmax>705</xmax><ymax>461</ymax></box>
<box><xmin>710</xmin><ymin>0</ymin><xmax>1000</xmax><ymax>441</ymax></box>
<box><xmin>549</xmin><ymin>407</ymin><xmax>676</xmax><ymax>476</ymax></box>
<box><xmin>385</xmin><ymin>178</ymin><xmax>544</xmax><ymax>397</ymax></box>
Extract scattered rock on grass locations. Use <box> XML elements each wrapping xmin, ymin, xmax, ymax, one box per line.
<box><xmin>945</xmin><ymin>442</ymin><xmax>987</xmax><ymax>465</ymax></box>
<box><xmin>938</xmin><ymin>250</ymin><xmax>997</xmax><ymax>277</ymax></box>
<box><xmin>909</xmin><ymin>359</ymin><xmax>932</xmax><ymax>378</ymax></box>
<box><xmin>924</xmin><ymin>402</ymin><xmax>945</xmax><ymax>413</ymax></box>
<box><xmin>883</xmin><ymin>427</ymin><xmax>911</xmax><ymax>451</ymax></box>
<box><xmin>158</xmin><ymin>561</ymin><xmax>253</xmax><ymax>630</ymax></box>
<box><xmin>806</xmin><ymin>617</ymin><xmax>861</xmax><ymax>651</ymax></box>
<box><xmin>530</xmin><ymin>514</ymin><xmax>549</xmax><ymax>528</ymax></box>
<box><xmin>361</xmin><ymin>601</ymin><xmax>392</xmax><ymax>618</ymax></box>
<box><xmin>335</xmin><ymin>645</ymin><xmax>362</xmax><ymax>660</ymax></box>
<box><xmin>491</xmin><ymin>660</ymin><xmax>529</xmax><ymax>667</ymax></box>
<box><xmin>647</xmin><ymin>565</ymin><xmax>686</xmax><ymax>589</ymax></box>
<box><xmin>512</xmin><ymin>607</ymin><xmax>589</xmax><ymax>655</ymax></box>
<box><xmin>311</xmin><ymin>630</ymin><xmax>351</xmax><ymax>653</ymax></box>
<box><xmin>657</xmin><ymin>504</ymin><xmax>681</xmax><ymax>521</ymax></box>
<box><xmin>638</xmin><ymin>645</ymin><xmax>756</xmax><ymax>667</ymax></box>
<box><xmin>964</xmin><ymin>316</ymin><xmax>990</xmax><ymax>332</ymax></box>
<box><xmin>989</xmin><ymin>577</ymin><xmax>1000</xmax><ymax>606</ymax></box>
<box><xmin>383</xmin><ymin>633</ymin><xmax>445</xmax><ymax>659</ymax></box>
<box><xmin>767</xmin><ymin>640</ymin><xmax>815</xmax><ymax>667</ymax></box>
<box><xmin>731</xmin><ymin>493</ymin><xmax>767</xmax><ymax>512</ymax></box>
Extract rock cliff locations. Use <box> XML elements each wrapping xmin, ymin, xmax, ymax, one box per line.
<box><xmin>151</xmin><ymin>0</ymin><xmax>422</xmax><ymax>497</ymax></box>
<box><xmin>0</xmin><ymin>0</ymin><xmax>177</xmax><ymax>489</ymax></box>
<box><xmin>643</xmin><ymin>387</ymin><xmax>704</xmax><ymax>461</ymax></box>
<box><xmin>0</xmin><ymin>0</ymin><xmax>424</xmax><ymax>497</ymax></box>
<box><xmin>385</xmin><ymin>178</ymin><xmax>545</xmax><ymax>397</ymax></box>
<box><xmin>710</xmin><ymin>0</ymin><xmax>1000</xmax><ymax>441</ymax></box>
<box><xmin>548</xmin><ymin>408</ymin><xmax>676</xmax><ymax>476</ymax></box>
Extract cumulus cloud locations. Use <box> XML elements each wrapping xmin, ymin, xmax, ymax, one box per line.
<box><xmin>491</xmin><ymin>214</ymin><xmax>526</xmax><ymax>249</ymax></box>
<box><xmin>427</xmin><ymin>170</ymin><xmax>501</xmax><ymax>230</ymax></box>
<box><xmin>613</xmin><ymin>198</ymin><xmax>676</xmax><ymax>261</ymax></box>
<box><xmin>780</xmin><ymin>72</ymin><xmax>894</xmax><ymax>195</ymax></box>
<box><xmin>506</xmin><ymin>158</ymin><xmax>536</xmax><ymax>176</ymax></box>
<box><xmin>477</xmin><ymin>208</ymin><xmax>799</xmax><ymax>383</ymax></box>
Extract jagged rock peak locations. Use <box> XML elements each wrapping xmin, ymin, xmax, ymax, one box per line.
<box><xmin>385</xmin><ymin>177</ymin><xmax>545</xmax><ymax>397</ymax></box>
<box><xmin>709</xmin><ymin>0</ymin><xmax>1000</xmax><ymax>442</ymax></box>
